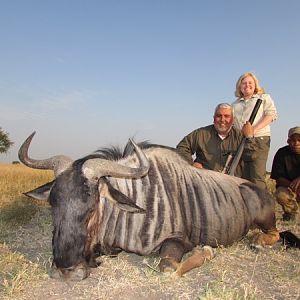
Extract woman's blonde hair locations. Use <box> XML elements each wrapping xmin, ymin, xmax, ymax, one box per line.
<box><xmin>234</xmin><ymin>72</ymin><xmax>265</xmax><ymax>98</ymax></box>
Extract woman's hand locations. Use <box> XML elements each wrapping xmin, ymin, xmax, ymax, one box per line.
<box><xmin>242</xmin><ymin>121</ymin><xmax>254</xmax><ymax>138</ymax></box>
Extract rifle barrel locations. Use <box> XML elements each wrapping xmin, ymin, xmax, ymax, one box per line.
<box><xmin>227</xmin><ymin>98</ymin><xmax>263</xmax><ymax>176</ymax></box>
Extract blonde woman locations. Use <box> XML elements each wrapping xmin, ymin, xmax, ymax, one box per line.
<box><xmin>232</xmin><ymin>72</ymin><xmax>278</xmax><ymax>189</ymax></box>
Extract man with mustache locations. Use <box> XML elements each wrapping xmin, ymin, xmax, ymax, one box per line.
<box><xmin>176</xmin><ymin>103</ymin><xmax>253</xmax><ymax>177</ymax></box>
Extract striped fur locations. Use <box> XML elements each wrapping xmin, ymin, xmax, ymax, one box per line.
<box><xmin>87</xmin><ymin>146</ymin><xmax>275</xmax><ymax>255</ymax></box>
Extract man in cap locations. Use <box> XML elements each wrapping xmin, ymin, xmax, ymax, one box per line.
<box><xmin>271</xmin><ymin>126</ymin><xmax>300</xmax><ymax>221</ymax></box>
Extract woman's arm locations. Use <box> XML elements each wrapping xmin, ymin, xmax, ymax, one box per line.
<box><xmin>253</xmin><ymin>115</ymin><xmax>273</xmax><ymax>134</ymax></box>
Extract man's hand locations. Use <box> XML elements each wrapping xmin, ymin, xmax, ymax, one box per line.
<box><xmin>242</xmin><ymin>121</ymin><xmax>254</xmax><ymax>138</ymax></box>
<box><xmin>290</xmin><ymin>176</ymin><xmax>300</xmax><ymax>197</ymax></box>
<box><xmin>193</xmin><ymin>162</ymin><xmax>203</xmax><ymax>169</ymax></box>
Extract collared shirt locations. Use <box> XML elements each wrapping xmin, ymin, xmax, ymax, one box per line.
<box><xmin>176</xmin><ymin>124</ymin><xmax>246</xmax><ymax>173</ymax></box>
<box><xmin>232</xmin><ymin>93</ymin><xmax>277</xmax><ymax>137</ymax></box>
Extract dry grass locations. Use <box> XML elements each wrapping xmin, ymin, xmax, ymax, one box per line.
<box><xmin>0</xmin><ymin>163</ymin><xmax>53</xmax><ymax>205</ymax></box>
<box><xmin>0</xmin><ymin>164</ymin><xmax>53</xmax><ymax>298</ymax></box>
<box><xmin>0</xmin><ymin>244</ymin><xmax>47</xmax><ymax>298</ymax></box>
<box><xmin>0</xmin><ymin>164</ymin><xmax>299</xmax><ymax>300</ymax></box>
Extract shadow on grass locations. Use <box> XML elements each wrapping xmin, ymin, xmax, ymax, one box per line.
<box><xmin>0</xmin><ymin>197</ymin><xmax>38</xmax><ymax>227</ymax></box>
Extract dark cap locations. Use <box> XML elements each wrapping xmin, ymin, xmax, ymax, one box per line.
<box><xmin>288</xmin><ymin>126</ymin><xmax>300</xmax><ymax>137</ymax></box>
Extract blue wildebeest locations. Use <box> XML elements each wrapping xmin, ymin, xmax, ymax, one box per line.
<box><xmin>19</xmin><ymin>132</ymin><xmax>280</xmax><ymax>281</ymax></box>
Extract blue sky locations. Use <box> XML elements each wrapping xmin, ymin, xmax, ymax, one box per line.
<box><xmin>1</xmin><ymin>0</ymin><xmax>299</xmax><ymax>171</ymax></box>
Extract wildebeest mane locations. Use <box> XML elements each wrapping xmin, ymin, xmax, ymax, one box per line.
<box><xmin>71</xmin><ymin>140</ymin><xmax>175</xmax><ymax>169</ymax></box>
<box><xmin>94</xmin><ymin>140</ymin><xmax>175</xmax><ymax>161</ymax></box>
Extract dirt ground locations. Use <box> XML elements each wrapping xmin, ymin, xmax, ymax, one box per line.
<box><xmin>1</xmin><ymin>204</ymin><xmax>300</xmax><ymax>300</ymax></box>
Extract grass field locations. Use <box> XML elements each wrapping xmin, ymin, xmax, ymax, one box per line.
<box><xmin>0</xmin><ymin>164</ymin><xmax>53</xmax><ymax>299</ymax></box>
<box><xmin>0</xmin><ymin>163</ymin><xmax>299</xmax><ymax>300</ymax></box>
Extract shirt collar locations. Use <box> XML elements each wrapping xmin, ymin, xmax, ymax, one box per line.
<box><xmin>238</xmin><ymin>94</ymin><xmax>260</xmax><ymax>101</ymax></box>
<box><xmin>213</xmin><ymin>125</ymin><xmax>233</xmax><ymax>139</ymax></box>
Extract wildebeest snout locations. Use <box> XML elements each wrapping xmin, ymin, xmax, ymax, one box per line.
<box><xmin>50</xmin><ymin>262</ymin><xmax>90</xmax><ymax>281</ymax></box>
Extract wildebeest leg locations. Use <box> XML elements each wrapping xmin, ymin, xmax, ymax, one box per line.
<box><xmin>251</xmin><ymin>228</ymin><xmax>280</xmax><ymax>248</ymax></box>
<box><xmin>176</xmin><ymin>246</ymin><xmax>215</xmax><ymax>276</ymax></box>
<box><xmin>240</xmin><ymin>183</ymin><xmax>280</xmax><ymax>248</ymax></box>
<box><xmin>251</xmin><ymin>211</ymin><xmax>280</xmax><ymax>248</ymax></box>
<box><xmin>158</xmin><ymin>239</ymin><xmax>186</xmax><ymax>272</ymax></box>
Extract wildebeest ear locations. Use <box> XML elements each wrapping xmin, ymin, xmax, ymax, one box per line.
<box><xmin>99</xmin><ymin>178</ymin><xmax>145</xmax><ymax>213</ymax></box>
<box><xmin>24</xmin><ymin>180</ymin><xmax>55</xmax><ymax>201</ymax></box>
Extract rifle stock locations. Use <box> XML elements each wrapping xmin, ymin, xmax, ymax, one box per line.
<box><xmin>226</xmin><ymin>98</ymin><xmax>263</xmax><ymax>176</ymax></box>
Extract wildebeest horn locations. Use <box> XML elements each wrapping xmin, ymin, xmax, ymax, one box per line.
<box><xmin>82</xmin><ymin>139</ymin><xmax>150</xmax><ymax>179</ymax></box>
<box><xmin>18</xmin><ymin>132</ymin><xmax>73</xmax><ymax>177</ymax></box>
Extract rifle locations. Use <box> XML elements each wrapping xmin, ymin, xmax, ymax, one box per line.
<box><xmin>222</xmin><ymin>98</ymin><xmax>263</xmax><ymax>175</ymax></box>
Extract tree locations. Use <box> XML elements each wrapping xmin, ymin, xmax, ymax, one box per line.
<box><xmin>0</xmin><ymin>127</ymin><xmax>14</xmax><ymax>154</ymax></box>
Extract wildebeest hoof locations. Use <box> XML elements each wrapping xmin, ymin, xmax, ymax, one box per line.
<box><xmin>251</xmin><ymin>230</ymin><xmax>280</xmax><ymax>249</ymax></box>
<box><xmin>202</xmin><ymin>246</ymin><xmax>215</xmax><ymax>259</ymax></box>
<box><xmin>175</xmin><ymin>245</ymin><xmax>215</xmax><ymax>277</ymax></box>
